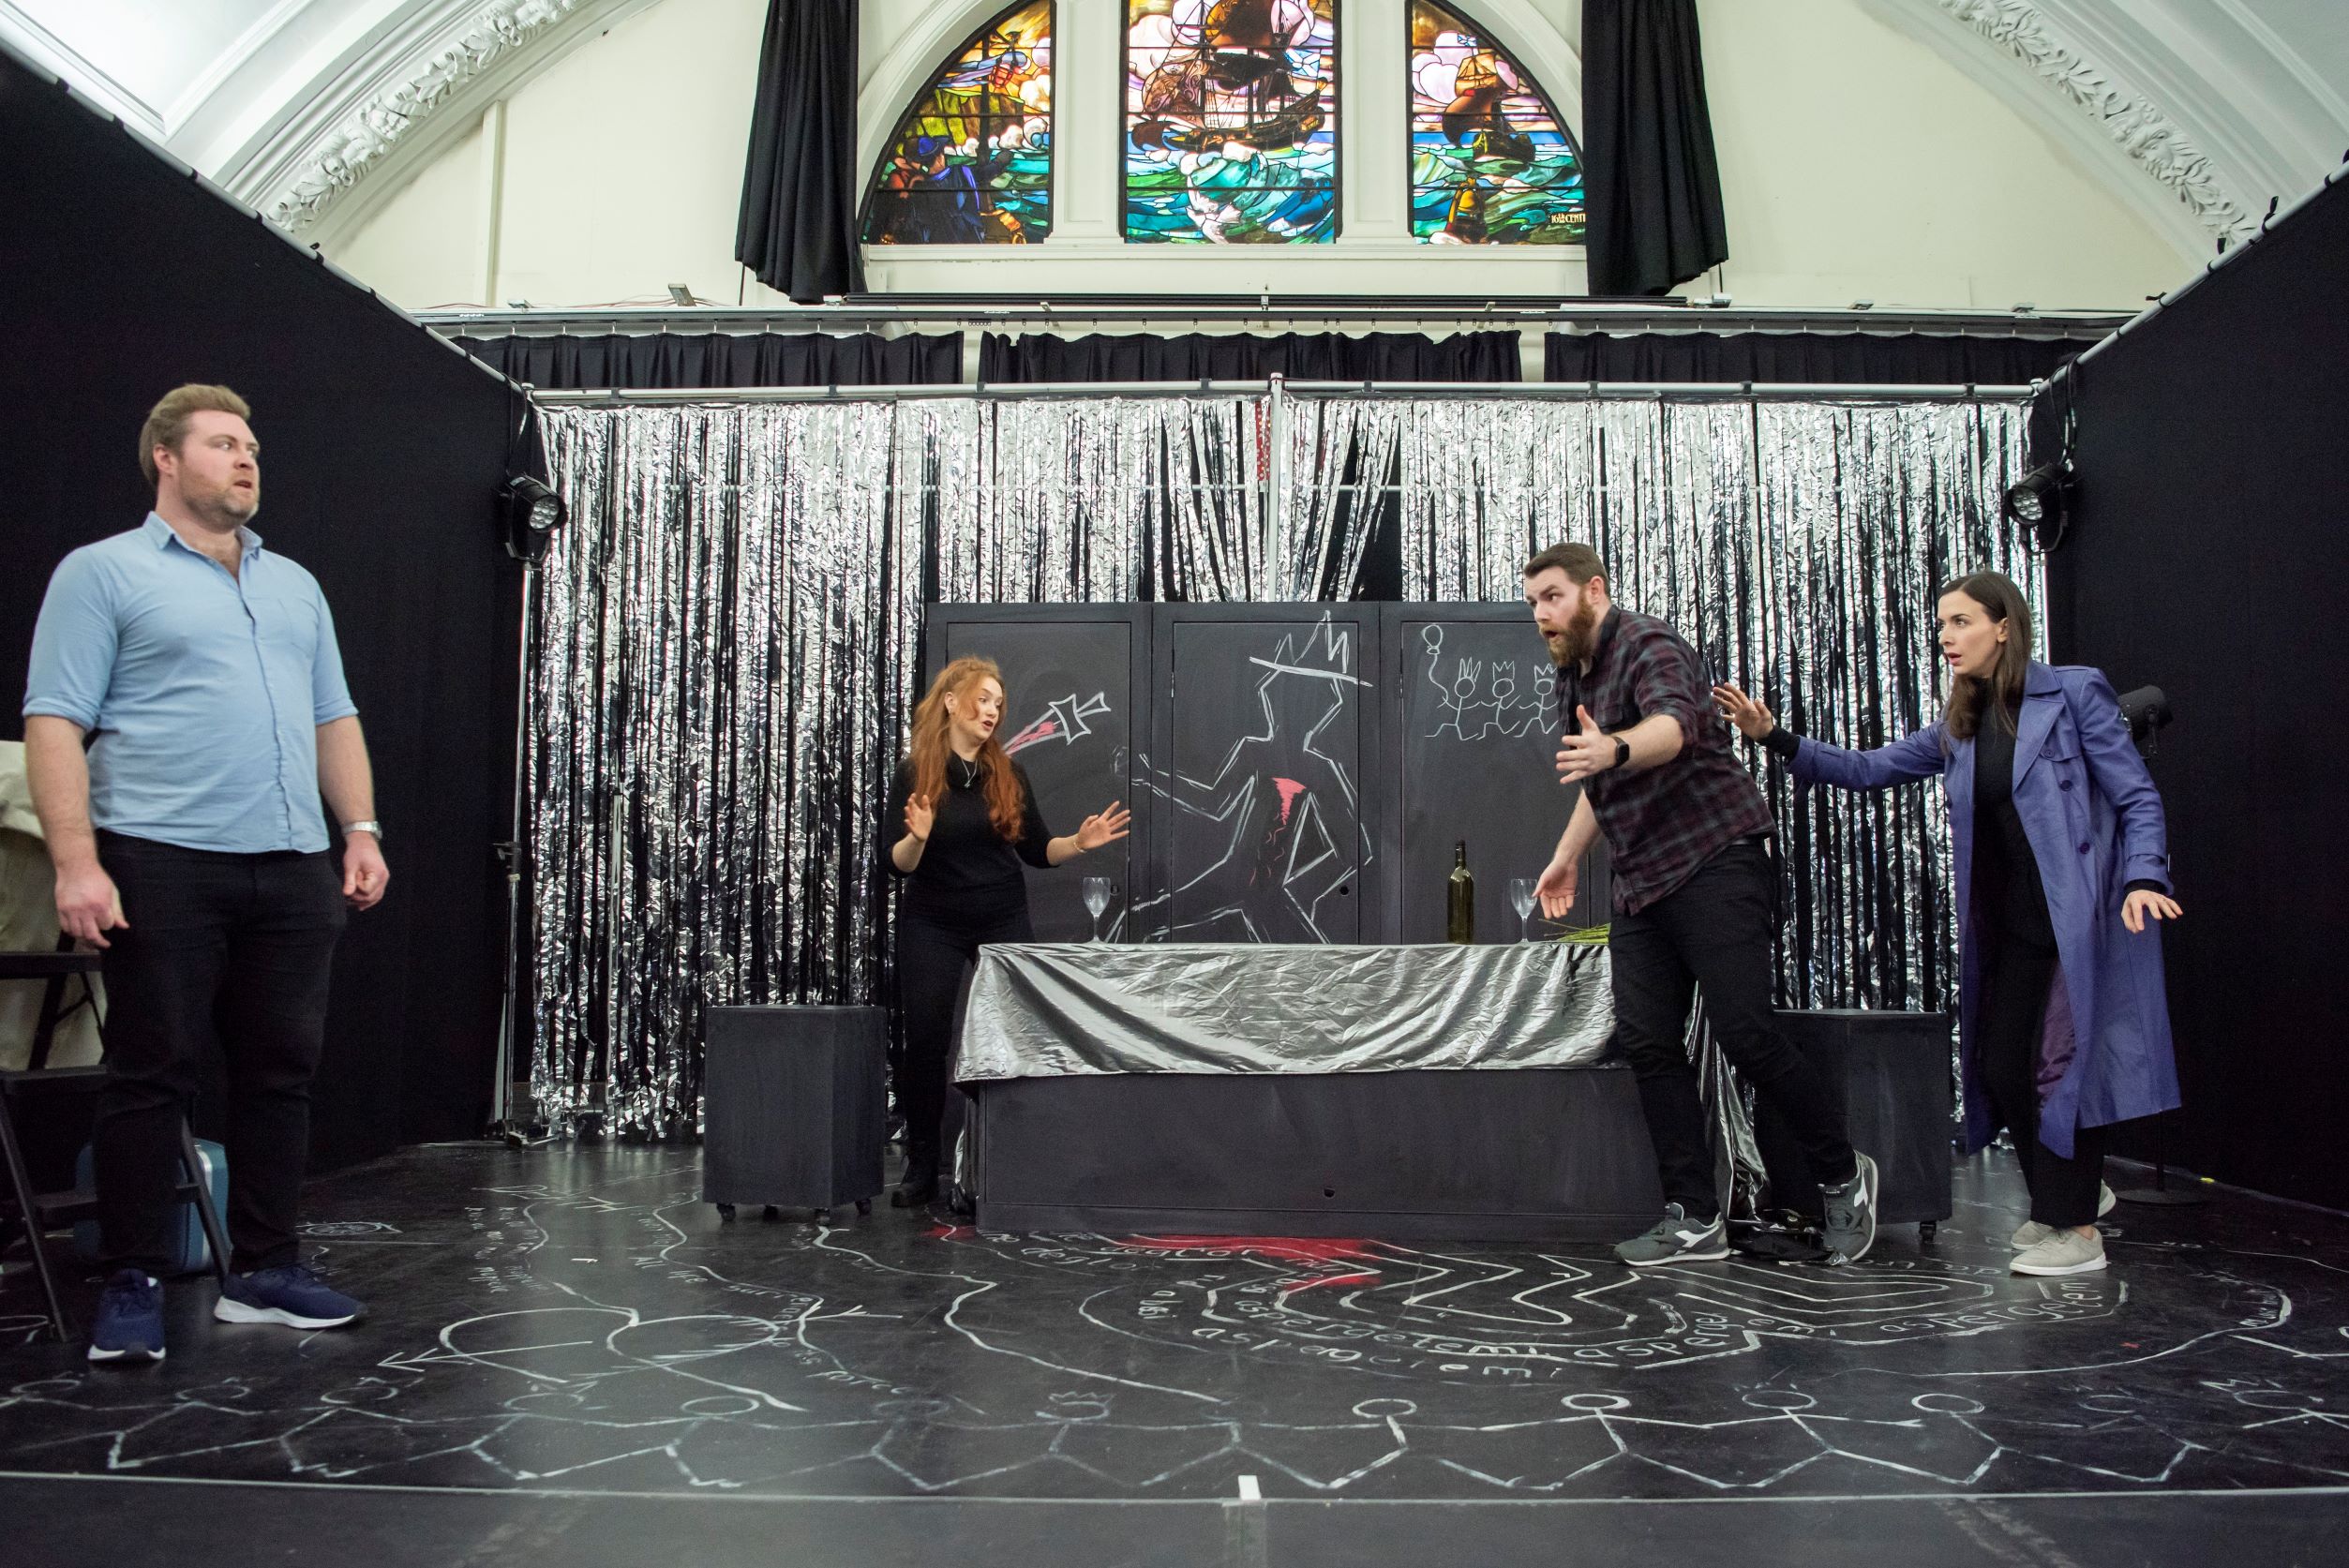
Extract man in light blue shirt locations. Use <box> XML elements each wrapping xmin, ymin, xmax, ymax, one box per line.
<box><xmin>23</xmin><ymin>383</ymin><xmax>390</xmax><ymax>1363</ymax></box>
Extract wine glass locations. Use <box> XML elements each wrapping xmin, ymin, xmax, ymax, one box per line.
<box><xmin>1081</xmin><ymin>876</ymin><xmax>1114</xmax><ymax>941</ymax></box>
<box><xmin>1508</xmin><ymin>876</ymin><xmax>1537</xmax><ymax>942</ymax></box>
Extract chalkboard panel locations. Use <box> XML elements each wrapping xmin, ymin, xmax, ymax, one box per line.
<box><xmin>1383</xmin><ymin>605</ymin><xmax>1613</xmax><ymax>941</ymax></box>
<box><xmin>928</xmin><ymin>603</ymin><xmax>1623</xmax><ymax>948</ymax></box>
<box><xmin>1149</xmin><ymin>607</ymin><xmax>1382</xmax><ymax>943</ymax></box>
<box><xmin>929</xmin><ymin>611</ymin><xmax>1147</xmax><ymax>942</ymax></box>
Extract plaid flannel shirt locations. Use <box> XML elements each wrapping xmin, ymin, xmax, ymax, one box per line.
<box><xmin>1553</xmin><ymin>608</ymin><xmax>1773</xmax><ymax>914</ymax></box>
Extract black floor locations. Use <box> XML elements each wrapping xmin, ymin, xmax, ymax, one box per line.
<box><xmin>6</xmin><ymin>1143</ymin><xmax>2348</xmax><ymax>1565</ymax></box>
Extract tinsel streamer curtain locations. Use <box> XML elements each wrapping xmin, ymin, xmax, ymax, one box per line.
<box><xmin>1392</xmin><ymin>395</ymin><xmax>2039</xmax><ymax>1018</ymax></box>
<box><xmin>528</xmin><ymin>396</ymin><xmax>1341</xmax><ymax>1132</ymax></box>
<box><xmin>525</xmin><ymin>395</ymin><xmax>2028</xmax><ymax>1133</ymax></box>
<box><xmin>529</xmin><ymin>404</ymin><xmax>917</xmax><ymax>1133</ymax></box>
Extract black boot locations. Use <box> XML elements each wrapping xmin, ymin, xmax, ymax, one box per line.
<box><xmin>890</xmin><ymin>1149</ymin><xmax>939</xmax><ymax>1209</ymax></box>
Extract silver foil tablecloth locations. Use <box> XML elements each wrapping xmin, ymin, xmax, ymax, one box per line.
<box><xmin>956</xmin><ymin>941</ymin><xmax>1613</xmax><ymax>1083</ymax></box>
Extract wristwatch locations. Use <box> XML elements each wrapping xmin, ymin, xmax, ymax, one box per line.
<box><xmin>343</xmin><ymin>819</ymin><xmax>383</xmax><ymax>840</ymax></box>
<box><xmin>1610</xmin><ymin>737</ymin><xmax>1631</xmax><ymax>770</ymax></box>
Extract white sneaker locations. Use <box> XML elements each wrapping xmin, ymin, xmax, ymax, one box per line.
<box><xmin>2012</xmin><ymin>1228</ymin><xmax>2106</xmax><ymax>1277</ymax></box>
<box><xmin>2012</xmin><ymin>1182</ymin><xmax>2117</xmax><ymax>1249</ymax></box>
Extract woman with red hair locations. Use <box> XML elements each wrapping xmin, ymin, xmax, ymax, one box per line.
<box><xmin>886</xmin><ymin>657</ymin><xmax>1129</xmax><ymax>1207</ymax></box>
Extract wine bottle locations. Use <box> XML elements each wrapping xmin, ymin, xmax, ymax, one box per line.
<box><xmin>1446</xmin><ymin>840</ymin><xmax>1474</xmax><ymax>944</ymax></box>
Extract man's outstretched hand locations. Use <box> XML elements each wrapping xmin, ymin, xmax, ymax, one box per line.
<box><xmin>1554</xmin><ymin>706</ymin><xmax>1621</xmax><ymax>784</ymax></box>
<box><xmin>1535</xmin><ymin>857</ymin><xmax>1578</xmax><ymax>918</ymax></box>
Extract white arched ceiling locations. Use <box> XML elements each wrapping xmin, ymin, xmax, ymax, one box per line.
<box><xmin>4</xmin><ymin>0</ymin><xmax>2342</xmax><ymax>259</ymax></box>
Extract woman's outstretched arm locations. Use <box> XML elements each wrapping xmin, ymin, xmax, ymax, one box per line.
<box><xmin>1713</xmin><ymin>682</ymin><xmax>1945</xmax><ymax>791</ymax></box>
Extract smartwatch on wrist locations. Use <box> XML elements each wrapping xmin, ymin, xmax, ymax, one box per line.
<box><xmin>1610</xmin><ymin>737</ymin><xmax>1631</xmax><ymax>770</ymax></box>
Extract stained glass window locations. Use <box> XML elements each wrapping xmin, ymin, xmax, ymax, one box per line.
<box><xmin>1125</xmin><ymin>0</ymin><xmax>1339</xmax><ymax>245</ymax></box>
<box><xmin>862</xmin><ymin>2</ymin><xmax>1053</xmax><ymax>245</ymax></box>
<box><xmin>1408</xmin><ymin>2</ymin><xmax>1582</xmax><ymax>245</ymax></box>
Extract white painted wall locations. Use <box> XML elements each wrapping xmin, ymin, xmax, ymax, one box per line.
<box><xmin>1702</xmin><ymin>1</ymin><xmax>2185</xmax><ymax>310</ymax></box>
<box><xmin>326</xmin><ymin>0</ymin><xmax>2194</xmax><ymax>311</ymax></box>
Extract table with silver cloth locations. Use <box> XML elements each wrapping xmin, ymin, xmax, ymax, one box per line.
<box><xmin>952</xmin><ymin>941</ymin><xmax>1656</xmax><ymax>1239</ymax></box>
<box><xmin>955</xmin><ymin>942</ymin><xmax>1615</xmax><ymax>1083</ymax></box>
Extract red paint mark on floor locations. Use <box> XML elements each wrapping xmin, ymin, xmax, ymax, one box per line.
<box><xmin>928</xmin><ymin>1224</ymin><xmax>976</xmax><ymax>1241</ymax></box>
<box><xmin>1272</xmin><ymin>777</ymin><xmax>1307</xmax><ymax>826</ymax></box>
<box><xmin>1116</xmin><ymin>1235</ymin><xmax>1379</xmax><ymax>1267</ymax></box>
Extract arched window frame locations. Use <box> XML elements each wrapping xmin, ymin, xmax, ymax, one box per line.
<box><xmin>1406</xmin><ymin>0</ymin><xmax>1585</xmax><ymax>245</ymax></box>
<box><xmin>855</xmin><ymin>0</ymin><xmax>1591</xmax><ymax>295</ymax></box>
<box><xmin>859</xmin><ymin>0</ymin><xmax>1056</xmax><ymax>246</ymax></box>
<box><xmin>1120</xmin><ymin>0</ymin><xmax>1344</xmax><ymax>246</ymax></box>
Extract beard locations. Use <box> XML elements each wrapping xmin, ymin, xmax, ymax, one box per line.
<box><xmin>1543</xmin><ymin>597</ymin><xmax>1601</xmax><ymax>669</ymax></box>
<box><xmin>188</xmin><ymin>477</ymin><xmax>260</xmax><ymax>530</ymax></box>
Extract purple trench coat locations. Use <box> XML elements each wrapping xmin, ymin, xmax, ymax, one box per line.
<box><xmin>1788</xmin><ymin>662</ymin><xmax>2179</xmax><ymax>1158</ymax></box>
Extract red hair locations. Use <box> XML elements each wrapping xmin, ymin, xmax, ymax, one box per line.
<box><xmin>909</xmin><ymin>657</ymin><xmax>1023</xmax><ymax>839</ymax></box>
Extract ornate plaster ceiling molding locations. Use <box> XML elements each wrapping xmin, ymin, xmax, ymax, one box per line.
<box><xmin>259</xmin><ymin>0</ymin><xmax>583</xmax><ymax>235</ymax></box>
<box><xmin>1930</xmin><ymin>0</ymin><xmax>2256</xmax><ymax>243</ymax></box>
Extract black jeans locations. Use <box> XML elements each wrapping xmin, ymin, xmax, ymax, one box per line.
<box><xmin>895</xmin><ymin>900</ymin><xmax>1032</xmax><ymax>1171</ymax></box>
<box><xmin>94</xmin><ymin>832</ymin><xmax>347</xmax><ymax>1275</ymax></box>
<box><xmin>1610</xmin><ymin>839</ymin><xmax>1854</xmax><ymax>1221</ymax></box>
<box><xmin>1975</xmin><ymin>933</ymin><xmax>2107</xmax><ymax>1229</ymax></box>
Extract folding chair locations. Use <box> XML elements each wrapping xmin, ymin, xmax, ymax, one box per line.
<box><xmin>0</xmin><ymin>941</ymin><xmax>232</xmax><ymax>1342</ymax></box>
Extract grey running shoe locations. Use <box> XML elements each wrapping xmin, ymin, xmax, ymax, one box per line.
<box><xmin>2012</xmin><ymin>1227</ymin><xmax>2107</xmax><ymax>1277</ymax></box>
<box><xmin>1614</xmin><ymin>1203</ymin><xmax>1729</xmax><ymax>1266</ymax></box>
<box><xmin>2012</xmin><ymin>1182</ymin><xmax>2118</xmax><ymax>1249</ymax></box>
<box><xmin>1819</xmin><ymin>1151</ymin><xmax>1880</xmax><ymax>1264</ymax></box>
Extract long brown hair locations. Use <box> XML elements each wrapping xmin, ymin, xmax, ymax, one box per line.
<box><xmin>1939</xmin><ymin>571</ymin><xmax>2034</xmax><ymax>743</ymax></box>
<box><xmin>909</xmin><ymin>657</ymin><xmax>1024</xmax><ymax>839</ymax></box>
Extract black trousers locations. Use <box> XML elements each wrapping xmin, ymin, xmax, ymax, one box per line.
<box><xmin>1974</xmin><ymin>933</ymin><xmax>2107</xmax><ymax>1229</ymax></box>
<box><xmin>94</xmin><ymin>832</ymin><xmax>346</xmax><ymax>1275</ymax></box>
<box><xmin>895</xmin><ymin>900</ymin><xmax>1031</xmax><ymax>1169</ymax></box>
<box><xmin>1610</xmin><ymin>839</ymin><xmax>1855</xmax><ymax>1221</ymax></box>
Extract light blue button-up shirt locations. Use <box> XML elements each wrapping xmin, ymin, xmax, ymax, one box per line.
<box><xmin>23</xmin><ymin>512</ymin><xmax>357</xmax><ymax>854</ymax></box>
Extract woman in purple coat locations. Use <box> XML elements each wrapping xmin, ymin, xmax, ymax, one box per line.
<box><xmin>1713</xmin><ymin>572</ymin><xmax>2182</xmax><ymax>1277</ymax></box>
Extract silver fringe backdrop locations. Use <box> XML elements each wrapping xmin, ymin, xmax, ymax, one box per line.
<box><xmin>526</xmin><ymin>394</ymin><xmax>2033</xmax><ymax>1137</ymax></box>
<box><xmin>1392</xmin><ymin>396</ymin><xmax>2039</xmax><ymax>1019</ymax></box>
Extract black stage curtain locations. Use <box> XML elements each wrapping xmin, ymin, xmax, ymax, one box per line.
<box><xmin>735</xmin><ymin>0</ymin><xmax>864</xmax><ymax>303</ymax></box>
<box><xmin>979</xmin><ymin>331</ymin><xmax>1523</xmax><ymax>384</ymax></box>
<box><xmin>1545</xmin><ymin>331</ymin><xmax>2101</xmax><ymax>384</ymax></box>
<box><xmin>452</xmin><ymin>331</ymin><xmax>962</xmax><ymax>390</ymax></box>
<box><xmin>1581</xmin><ymin>0</ymin><xmax>1729</xmax><ymax>297</ymax></box>
<box><xmin>2046</xmin><ymin>174</ymin><xmax>2349</xmax><ymax>1209</ymax></box>
<box><xmin>1</xmin><ymin>55</ymin><xmax>522</xmax><ymax>1168</ymax></box>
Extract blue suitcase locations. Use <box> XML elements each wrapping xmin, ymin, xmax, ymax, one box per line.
<box><xmin>72</xmin><ymin>1139</ymin><xmax>229</xmax><ymax>1276</ymax></box>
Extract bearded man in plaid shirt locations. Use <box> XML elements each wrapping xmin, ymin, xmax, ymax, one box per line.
<box><xmin>1524</xmin><ymin>544</ymin><xmax>1880</xmax><ymax>1267</ymax></box>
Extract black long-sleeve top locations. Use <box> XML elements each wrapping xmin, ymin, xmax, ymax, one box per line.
<box><xmin>886</xmin><ymin>754</ymin><xmax>1055</xmax><ymax>922</ymax></box>
<box><xmin>1967</xmin><ymin>710</ymin><xmax>2057</xmax><ymax>949</ymax></box>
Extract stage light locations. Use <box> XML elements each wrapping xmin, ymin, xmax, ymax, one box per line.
<box><xmin>2116</xmin><ymin>685</ymin><xmax>2173</xmax><ymax>760</ymax></box>
<box><xmin>499</xmin><ymin>474</ymin><xmax>567</xmax><ymax>563</ymax></box>
<box><xmin>2002</xmin><ymin>462</ymin><xmax>2073</xmax><ymax>550</ymax></box>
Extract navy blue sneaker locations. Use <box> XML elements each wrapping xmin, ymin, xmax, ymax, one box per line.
<box><xmin>214</xmin><ymin>1263</ymin><xmax>363</xmax><ymax>1330</ymax></box>
<box><xmin>88</xmin><ymin>1269</ymin><xmax>165</xmax><ymax>1363</ymax></box>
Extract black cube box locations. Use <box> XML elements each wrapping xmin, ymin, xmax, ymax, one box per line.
<box><xmin>701</xmin><ymin>1006</ymin><xmax>885</xmax><ymax>1215</ymax></box>
<box><xmin>1755</xmin><ymin>1008</ymin><xmax>1954</xmax><ymax>1227</ymax></box>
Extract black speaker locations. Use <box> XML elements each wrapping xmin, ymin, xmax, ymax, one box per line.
<box><xmin>701</xmin><ymin>1006</ymin><xmax>886</xmax><ymax>1218</ymax></box>
<box><xmin>1755</xmin><ymin>1009</ymin><xmax>1954</xmax><ymax>1228</ymax></box>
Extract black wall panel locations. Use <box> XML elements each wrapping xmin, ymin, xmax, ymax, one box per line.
<box><xmin>2045</xmin><ymin>176</ymin><xmax>2349</xmax><ymax>1208</ymax></box>
<box><xmin>1</xmin><ymin>58</ymin><xmax>521</xmax><ymax>1164</ymax></box>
